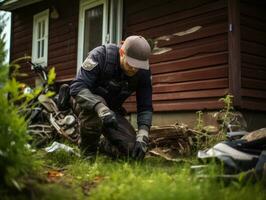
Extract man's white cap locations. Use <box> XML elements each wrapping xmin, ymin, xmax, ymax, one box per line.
<box><xmin>121</xmin><ymin>35</ymin><xmax>151</xmax><ymax>70</ymax></box>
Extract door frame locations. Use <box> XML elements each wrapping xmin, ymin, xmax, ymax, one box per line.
<box><xmin>77</xmin><ymin>0</ymin><xmax>108</xmax><ymax>71</ymax></box>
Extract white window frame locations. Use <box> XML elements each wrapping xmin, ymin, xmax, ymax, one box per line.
<box><xmin>77</xmin><ymin>0</ymin><xmax>123</xmax><ymax>72</ymax></box>
<box><xmin>109</xmin><ymin>0</ymin><xmax>123</xmax><ymax>44</ymax></box>
<box><xmin>32</xmin><ymin>9</ymin><xmax>49</xmax><ymax>66</ymax></box>
<box><xmin>77</xmin><ymin>0</ymin><xmax>108</xmax><ymax>71</ymax></box>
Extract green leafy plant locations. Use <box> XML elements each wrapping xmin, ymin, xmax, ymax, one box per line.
<box><xmin>218</xmin><ymin>94</ymin><xmax>234</xmax><ymax>134</ymax></box>
<box><xmin>192</xmin><ymin>95</ymin><xmax>234</xmax><ymax>151</ymax></box>
<box><xmin>0</xmin><ymin>19</ymin><xmax>38</xmax><ymax>191</ymax></box>
<box><xmin>194</xmin><ymin>110</ymin><xmax>204</xmax><ymax>132</ymax></box>
<box><xmin>47</xmin><ymin>67</ymin><xmax>56</xmax><ymax>86</ymax></box>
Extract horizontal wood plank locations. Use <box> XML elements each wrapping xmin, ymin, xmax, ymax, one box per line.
<box><xmin>151</xmin><ymin>52</ymin><xmax>228</xmax><ymax>74</ymax></box>
<box><xmin>152</xmin><ymin>65</ymin><xmax>228</xmax><ymax>84</ymax></box>
<box><xmin>127</xmin><ymin>88</ymin><xmax>228</xmax><ymax>102</ymax></box>
<box><xmin>56</xmin><ymin>74</ymin><xmax>76</xmax><ymax>82</ymax></box>
<box><xmin>155</xmin><ymin>27</ymin><xmax>227</xmax><ymax>50</ymax></box>
<box><xmin>48</xmin><ymin>45</ymin><xmax>77</xmax><ymax>60</ymax></box>
<box><xmin>240</xmin><ymin>1</ymin><xmax>266</xmax><ymax>21</ymax></box>
<box><xmin>241</xmin><ymin>89</ymin><xmax>266</xmax><ymax>99</ymax></box>
<box><xmin>126</xmin><ymin>0</ymin><xmax>214</xmax><ymax>26</ymax></box>
<box><xmin>242</xmin><ymin>67</ymin><xmax>266</xmax><ymax>81</ymax></box>
<box><xmin>126</xmin><ymin>0</ymin><xmax>226</xmax><ymax>32</ymax></box>
<box><xmin>49</xmin><ymin>32</ymin><xmax>76</xmax><ymax>44</ymax></box>
<box><xmin>242</xmin><ymin>53</ymin><xmax>266</xmax><ymax>67</ymax></box>
<box><xmin>152</xmin><ymin>78</ymin><xmax>228</xmax><ymax>93</ymax></box>
<box><xmin>241</xmin><ymin>78</ymin><xmax>266</xmax><ymax>90</ymax></box>
<box><xmin>48</xmin><ymin>53</ymin><xmax>76</xmax><ymax>65</ymax></box>
<box><xmin>124</xmin><ymin>98</ymin><xmax>224</xmax><ymax>112</ymax></box>
<box><xmin>241</xmin><ymin>98</ymin><xmax>266</xmax><ymax>111</ymax></box>
<box><xmin>240</xmin><ymin>14</ymin><xmax>266</xmax><ymax>32</ymax></box>
<box><xmin>138</xmin><ymin>8</ymin><xmax>227</xmax><ymax>39</ymax></box>
<box><xmin>49</xmin><ymin>38</ymin><xmax>77</xmax><ymax>52</ymax></box>
<box><xmin>241</xmin><ymin>26</ymin><xmax>266</xmax><ymax>46</ymax></box>
<box><xmin>150</xmin><ymin>40</ymin><xmax>227</xmax><ymax>64</ymax></box>
<box><xmin>241</xmin><ymin>41</ymin><xmax>266</xmax><ymax>58</ymax></box>
<box><xmin>50</xmin><ymin>60</ymin><xmax>77</xmax><ymax>71</ymax></box>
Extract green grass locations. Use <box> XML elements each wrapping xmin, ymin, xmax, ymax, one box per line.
<box><xmin>20</xmin><ymin>150</ymin><xmax>264</xmax><ymax>200</ymax></box>
<box><xmin>3</xmin><ymin>148</ymin><xmax>265</xmax><ymax>200</ymax></box>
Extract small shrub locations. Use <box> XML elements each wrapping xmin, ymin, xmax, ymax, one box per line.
<box><xmin>194</xmin><ymin>110</ymin><xmax>204</xmax><ymax>132</ymax></box>
<box><xmin>0</xmin><ymin>18</ymin><xmax>36</xmax><ymax>191</ymax></box>
<box><xmin>218</xmin><ymin>94</ymin><xmax>235</xmax><ymax>133</ymax></box>
<box><xmin>193</xmin><ymin>95</ymin><xmax>234</xmax><ymax>151</ymax></box>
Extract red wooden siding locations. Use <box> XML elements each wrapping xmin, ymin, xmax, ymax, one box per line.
<box><xmin>123</xmin><ymin>0</ymin><xmax>229</xmax><ymax>112</ymax></box>
<box><xmin>240</xmin><ymin>0</ymin><xmax>266</xmax><ymax>111</ymax></box>
<box><xmin>8</xmin><ymin>0</ymin><xmax>266</xmax><ymax>113</ymax></box>
<box><xmin>11</xmin><ymin>0</ymin><xmax>78</xmax><ymax>85</ymax></box>
<box><xmin>11</xmin><ymin>5</ymin><xmax>35</xmax><ymax>85</ymax></box>
<box><xmin>48</xmin><ymin>0</ymin><xmax>78</xmax><ymax>82</ymax></box>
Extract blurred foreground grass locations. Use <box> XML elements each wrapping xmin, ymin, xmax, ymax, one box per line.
<box><xmin>10</xmin><ymin>149</ymin><xmax>264</xmax><ymax>200</ymax></box>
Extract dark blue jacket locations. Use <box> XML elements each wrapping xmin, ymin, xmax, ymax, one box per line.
<box><xmin>70</xmin><ymin>44</ymin><xmax>153</xmax><ymax>129</ymax></box>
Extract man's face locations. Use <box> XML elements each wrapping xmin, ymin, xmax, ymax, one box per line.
<box><xmin>120</xmin><ymin>49</ymin><xmax>139</xmax><ymax>77</ymax></box>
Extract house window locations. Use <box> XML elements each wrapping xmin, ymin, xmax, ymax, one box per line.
<box><xmin>83</xmin><ymin>4</ymin><xmax>104</xmax><ymax>60</ymax></box>
<box><xmin>77</xmin><ymin>0</ymin><xmax>123</xmax><ymax>71</ymax></box>
<box><xmin>32</xmin><ymin>9</ymin><xmax>49</xmax><ymax>65</ymax></box>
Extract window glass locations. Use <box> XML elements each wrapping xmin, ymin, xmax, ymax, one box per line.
<box><xmin>83</xmin><ymin>5</ymin><xmax>103</xmax><ymax>60</ymax></box>
<box><xmin>110</xmin><ymin>0</ymin><xmax>118</xmax><ymax>43</ymax></box>
<box><xmin>109</xmin><ymin>0</ymin><xmax>122</xmax><ymax>44</ymax></box>
<box><xmin>32</xmin><ymin>10</ymin><xmax>49</xmax><ymax>65</ymax></box>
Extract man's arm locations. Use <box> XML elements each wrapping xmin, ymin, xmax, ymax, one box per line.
<box><xmin>136</xmin><ymin>69</ymin><xmax>153</xmax><ymax>130</ymax></box>
<box><xmin>132</xmin><ymin>69</ymin><xmax>153</xmax><ymax>160</ymax></box>
<box><xmin>70</xmin><ymin>46</ymin><xmax>118</xmax><ymax>129</ymax></box>
<box><xmin>70</xmin><ymin>47</ymin><xmax>104</xmax><ymax>111</ymax></box>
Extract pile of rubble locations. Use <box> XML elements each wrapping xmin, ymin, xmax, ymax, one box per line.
<box><xmin>148</xmin><ymin>123</ymin><xmax>219</xmax><ymax>160</ymax></box>
<box><xmin>148</xmin><ymin>111</ymin><xmax>249</xmax><ymax>160</ymax></box>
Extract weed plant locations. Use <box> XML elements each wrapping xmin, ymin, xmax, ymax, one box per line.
<box><xmin>193</xmin><ymin>95</ymin><xmax>235</xmax><ymax>151</ymax></box>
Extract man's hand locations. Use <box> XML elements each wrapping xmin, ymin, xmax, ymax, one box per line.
<box><xmin>132</xmin><ymin>129</ymin><xmax>149</xmax><ymax>160</ymax></box>
<box><xmin>95</xmin><ymin>103</ymin><xmax>118</xmax><ymax>129</ymax></box>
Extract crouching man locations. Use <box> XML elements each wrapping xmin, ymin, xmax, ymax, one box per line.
<box><xmin>70</xmin><ymin>36</ymin><xmax>153</xmax><ymax>160</ymax></box>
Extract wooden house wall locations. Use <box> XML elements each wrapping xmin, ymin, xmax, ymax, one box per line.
<box><xmin>11</xmin><ymin>0</ymin><xmax>78</xmax><ymax>85</ymax></box>
<box><xmin>239</xmin><ymin>0</ymin><xmax>266</xmax><ymax>111</ymax></box>
<box><xmin>11</xmin><ymin>5</ymin><xmax>34</xmax><ymax>85</ymax></box>
<box><xmin>123</xmin><ymin>0</ymin><xmax>229</xmax><ymax>112</ymax></box>
<box><xmin>9</xmin><ymin>0</ymin><xmax>266</xmax><ymax>113</ymax></box>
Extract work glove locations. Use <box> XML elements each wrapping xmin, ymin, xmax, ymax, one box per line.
<box><xmin>95</xmin><ymin>103</ymin><xmax>118</xmax><ymax>129</ymax></box>
<box><xmin>132</xmin><ymin>129</ymin><xmax>149</xmax><ymax>160</ymax></box>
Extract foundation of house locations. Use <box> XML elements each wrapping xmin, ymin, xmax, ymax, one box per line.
<box><xmin>129</xmin><ymin>110</ymin><xmax>266</xmax><ymax>132</ymax></box>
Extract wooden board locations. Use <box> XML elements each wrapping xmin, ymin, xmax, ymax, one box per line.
<box><xmin>150</xmin><ymin>52</ymin><xmax>227</xmax><ymax>74</ymax></box>
<box><xmin>127</xmin><ymin>88</ymin><xmax>228</xmax><ymax>102</ymax></box>
<box><xmin>152</xmin><ymin>65</ymin><xmax>228</xmax><ymax>84</ymax></box>
<box><xmin>152</xmin><ymin>78</ymin><xmax>228</xmax><ymax>93</ymax></box>
<box><xmin>124</xmin><ymin>98</ymin><xmax>224</xmax><ymax>112</ymax></box>
<box><xmin>242</xmin><ymin>78</ymin><xmax>266</xmax><ymax>90</ymax></box>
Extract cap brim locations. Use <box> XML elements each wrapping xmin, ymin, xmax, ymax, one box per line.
<box><xmin>125</xmin><ymin>55</ymin><xmax>149</xmax><ymax>70</ymax></box>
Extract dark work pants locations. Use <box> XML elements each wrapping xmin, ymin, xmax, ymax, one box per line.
<box><xmin>74</xmin><ymin>96</ymin><xmax>136</xmax><ymax>158</ymax></box>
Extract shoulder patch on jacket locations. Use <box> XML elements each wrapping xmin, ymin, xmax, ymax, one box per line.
<box><xmin>81</xmin><ymin>57</ymin><xmax>98</xmax><ymax>71</ymax></box>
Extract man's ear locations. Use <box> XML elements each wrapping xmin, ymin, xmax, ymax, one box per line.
<box><xmin>119</xmin><ymin>48</ymin><xmax>124</xmax><ymax>57</ymax></box>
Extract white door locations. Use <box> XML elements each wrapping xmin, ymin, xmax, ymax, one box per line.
<box><xmin>77</xmin><ymin>0</ymin><xmax>123</xmax><ymax>71</ymax></box>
